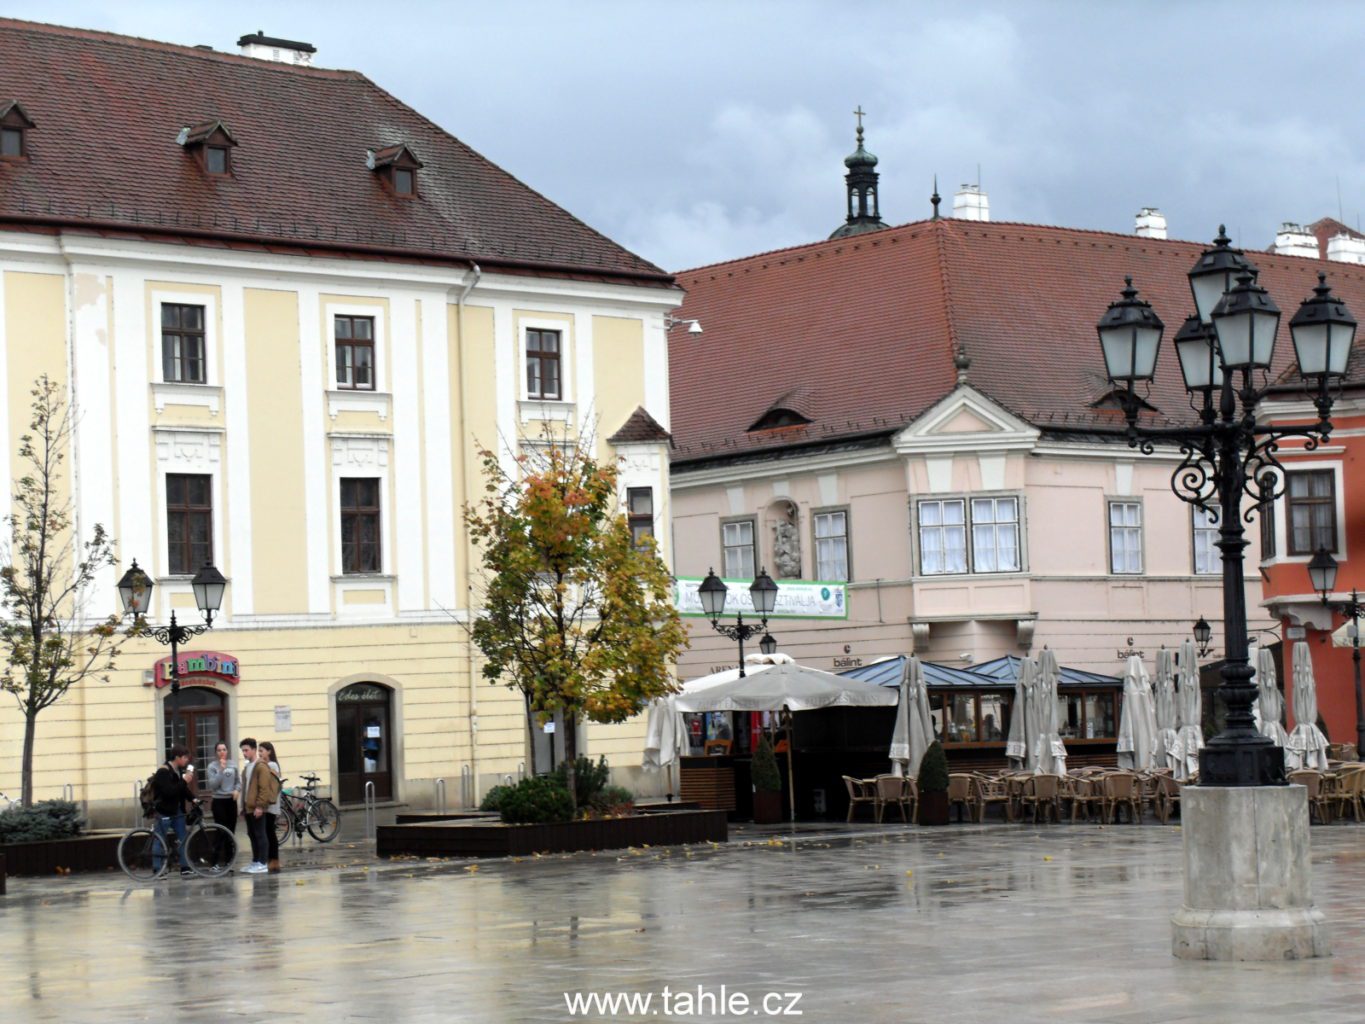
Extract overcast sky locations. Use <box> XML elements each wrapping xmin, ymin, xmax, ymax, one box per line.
<box><xmin>10</xmin><ymin>1</ymin><xmax>1365</xmax><ymax>270</ymax></box>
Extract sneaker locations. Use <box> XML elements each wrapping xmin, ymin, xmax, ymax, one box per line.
<box><xmin>180</xmin><ymin>868</ymin><xmax>195</xmax><ymax>877</ymax></box>
<box><xmin>242</xmin><ymin>862</ymin><xmax>267</xmax><ymax>874</ymax></box>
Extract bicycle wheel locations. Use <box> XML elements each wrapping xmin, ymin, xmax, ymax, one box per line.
<box><xmin>118</xmin><ymin>828</ymin><xmax>168</xmax><ymax>882</ymax></box>
<box><xmin>306</xmin><ymin>799</ymin><xmax>342</xmax><ymax>843</ymax></box>
<box><xmin>185</xmin><ymin>823</ymin><xmax>237</xmax><ymax>877</ymax></box>
<box><xmin>274</xmin><ymin>805</ymin><xmax>295</xmax><ymax>844</ymax></box>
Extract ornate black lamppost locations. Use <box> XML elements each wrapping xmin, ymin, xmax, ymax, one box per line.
<box><xmin>1307</xmin><ymin>548</ymin><xmax>1365</xmax><ymax>755</ymax></box>
<box><xmin>1192</xmin><ymin>616</ymin><xmax>1213</xmax><ymax>658</ymax></box>
<box><xmin>117</xmin><ymin>559</ymin><xmax>227</xmax><ymax>755</ymax></box>
<box><xmin>1096</xmin><ymin>228</ymin><xmax>1356</xmax><ymax>786</ymax></box>
<box><xmin>697</xmin><ymin>568</ymin><xmax>778</xmax><ymax>677</ymax></box>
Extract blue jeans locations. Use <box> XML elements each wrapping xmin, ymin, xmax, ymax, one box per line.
<box><xmin>154</xmin><ymin>813</ymin><xmax>189</xmax><ymax>872</ymax></box>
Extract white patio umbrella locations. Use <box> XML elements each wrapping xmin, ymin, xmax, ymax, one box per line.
<box><xmin>1171</xmin><ymin>639</ymin><xmax>1203</xmax><ymax>781</ymax></box>
<box><xmin>1286</xmin><ymin>640</ymin><xmax>1330</xmax><ymax>770</ymax></box>
<box><xmin>1019</xmin><ymin>656</ymin><xmax>1042</xmax><ymax>771</ymax></box>
<box><xmin>1153</xmin><ymin>648</ymin><xmax>1180</xmax><ymax>772</ymax></box>
<box><xmin>641</xmin><ymin>695</ymin><xmax>687</xmax><ymax>799</ymax></box>
<box><xmin>1034</xmin><ymin>649</ymin><xmax>1067</xmax><ymax>774</ymax></box>
<box><xmin>1005</xmin><ymin>657</ymin><xmax>1033</xmax><ymax>770</ymax></box>
<box><xmin>676</xmin><ymin>659</ymin><xmax>897</xmax><ymax>821</ymax></box>
<box><xmin>888</xmin><ymin>655</ymin><xmax>934</xmax><ymax>777</ymax></box>
<box><xmin>1117</xmin><ymin>655</ymin><xmax>1158</xmax><ymax>771</ymax></box>
<box><xmin>1255</xmin><ymin>644</ymin><xmax>1290</xmax><ymax>753</ymax></box>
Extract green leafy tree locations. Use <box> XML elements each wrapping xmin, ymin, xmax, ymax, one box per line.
<box><xmin>464</xmin><ymin>437</ymin><xmax>688</xmax><ymax>806</ymax></box>
<box><xmin>1</xmin><ymin>377</ymin><xmax>124</xmax><ymax>806</ymax></box>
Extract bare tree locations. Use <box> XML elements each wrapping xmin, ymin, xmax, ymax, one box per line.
<box><xmin>1</xmin><ymin>376</ymin><xmax>124</xmax><ymax>805</ymax></box>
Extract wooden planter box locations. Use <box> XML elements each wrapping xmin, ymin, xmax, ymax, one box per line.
<box><xmin>377</xmin><ymin>809</ymin><xmax>728</xmax><ymax>859</ymax></box>
<box><xmin>1</xmin><ymin>832</ymin><xmax>122</xmax><ymax>876</ymax></box>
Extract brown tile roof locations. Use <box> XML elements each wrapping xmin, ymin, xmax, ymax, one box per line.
<box><xmin>607</xmin><ymin>407</ymin><xmax>671</xmax><ymax>445</ymax></box>
<box><xmin>669</xmin><ymin>218</ymin><xmax>1365</xmax><ymax>462</ymax></box>
<box><xmin>0</xmin><ymin>19</ymin><xmax>670</xmax><ymax>285</ymax></box>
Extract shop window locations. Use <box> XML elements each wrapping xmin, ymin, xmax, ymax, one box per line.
<box><xmin>1058</xmin><ymin>689</ymin><xmax>1118</xmax><ymax>740</ymax></box>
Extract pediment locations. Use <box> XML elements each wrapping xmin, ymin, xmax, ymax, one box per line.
<box><xmin>893</xmin><ymin>385</ymin><xmax>1038</xmax><ymax>455</ymax></box>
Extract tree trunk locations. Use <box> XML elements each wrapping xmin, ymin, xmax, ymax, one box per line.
<box><xmin>524</xmin><ymin>692</ymin><xmax>538</xmax><ymax>776</ymax></box>
<box><xmin>563</xmin><ymin>711</ymin><xmax>579</xmax><ymax>811</ymax></box>
<box><xmin>21</xmin><ymin>709</ymin><xmax>37</xmax><ymax>807</ymax></box>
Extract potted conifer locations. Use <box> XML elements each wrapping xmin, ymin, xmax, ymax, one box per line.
<box><xmin>751</xmin><ymin>735</ymin><xmax>784</xmax><ymax>824</ymax></box>
<box><xmin>917</xmin><ymin>741</ymin><xmax>950</xmax><ymax>826</ymax></box>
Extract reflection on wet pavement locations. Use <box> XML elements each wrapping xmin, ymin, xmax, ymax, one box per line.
<box><xmin>2</xmin><ymin>822</ymin><xmax>1363</xmax><ymax>1023</ymax></box>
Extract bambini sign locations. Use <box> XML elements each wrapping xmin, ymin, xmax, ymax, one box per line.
<box><xmin>149</xmin><ymin>650</ymin><xmax>241</xmax><ymax>688</ymax></box>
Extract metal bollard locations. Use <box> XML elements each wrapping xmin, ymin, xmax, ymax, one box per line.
<box><xmin>62</xmin><ymin>783</ymin><xmax>74</xmax><ymax>803</ymax></box>
<box><xmin>461</xmin><ymin>764</ymin><xmax>472</xmax><ymax>808</ymax></box>
<box><xmin>364</xmin><ymin>781</ymin><xmax>377</xmax><ymax>841</ymax></box>
<box><xmin>518</xmin><ymin>762</ymin><xmax>526</xmax><ymax>781</ymax></box>
<box><xmin>433</xmin><ymin>777</ymin><xmax>447</xmax><ymax>815</ymax></box>
<box><xmin>503</xmin><ymin>774</ymin><xmax>513</xmax><ymax>786</ymax></box>
<box><xmin>132</xmin><ymin>780</ymin><xmax>142</xmax><ymax>827</ymax></box>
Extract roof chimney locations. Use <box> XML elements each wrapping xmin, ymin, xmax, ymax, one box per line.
<box><xmin>1326</xmin><ymin>232</ymin><xmax>1365</xmax><ymax>265</ymax></box>
<box><xmin>237</xmin><ymin>30</ymin><xmax>316</xmax><ymax>66</ymax></box>
<box><xmin>952</xmin><ymin>184</ymin><xmax>989</xmax><ymax>222</ymax></box>
<box><xmin>1134</xmin><ymin>207</ymin><xmax>1167</xmax><ymax>239</ymax></box>
<box><xmin>1272</xmin><ymin>222</ymin><xmax>1318</xmax><ymax>259</ymax></box>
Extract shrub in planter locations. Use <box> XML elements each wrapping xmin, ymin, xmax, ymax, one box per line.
<box><xmin>589</xmin><ymin>785</ymin><xmax>635</xmax><ymax>817</ymax></box>
<box><xmin>751</xmin><ymin>736</ymin><xmax>784</xmax><ymax>824</ymax></box>
<box><xmin>479</xmin><ymin>784</ymin><xmax>515</xmax><ymax>813</ymax></box>
<box><xmin>0</xmin><ymin>800</ymin><xmax>85</xmax><ymax>844</ymax></box>
<box><xmin>498</xmin><ymin>776</ymin><xmax>575</xmax><ymax>825</ymax></box>
<box><xmin>917</xmin><ymin>741</ymin><xmax>950</xmax><ymax>826</ymax></box>
<box><xmin>553</xmin><ymin>755</ymin><xmax>611</xmax><ymax>808</ymax></box>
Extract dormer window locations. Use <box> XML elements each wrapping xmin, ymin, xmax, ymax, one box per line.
<box><xmin>0</xmin><ymin>101</ymin><xmax>35</xmax><ymax>159</ymax></box>
<box><xmin>177</xmin><ymin>120</ymin><xmax>238</xmax><ymax>175</ymax></box>
<box><xmin>367</xmin><ymin>144</ymin><xmax>423</xmax><ymax>198</ymax></box>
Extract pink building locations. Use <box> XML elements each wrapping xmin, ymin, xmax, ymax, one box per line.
<box><xmin>666</xmin><ymin>208</ymin><xmax>1365</xmax><ymax>705</ymax></box>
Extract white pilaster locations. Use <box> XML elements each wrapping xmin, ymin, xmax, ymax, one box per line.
<box><xmin>296</xmin><ymin>286</ymin><xmax>330</xmax><ymax>613</ymax></box>
<box><xmin>111</xmin><ymin>270</ymin><xmax>154</xmax><ymax>593</ymax></box>
<box><xmin>390</xmin><ymin>293</ymin><xmax>424</xmax><ymax>612</ymax></box>
<box><xmin>419</xmin><ymin>293</ymin><xmax>456</xmax><ymax>610</ymax></box>
<box><xmin>493</xmin><ymin>303</ymin><xmax>517</xmax><ymax>474</ymax></box>
<box><xmin>220</xmin><ymin>281</ymin><xmax>253</xmax><ymax>616</ymax></box>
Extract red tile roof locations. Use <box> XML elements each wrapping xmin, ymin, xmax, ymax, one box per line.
<box><xmin>669</xmin><ymin>218</ymin><xmax>1365</xmax><ymax>462</ymax></box>
<box><xmin>607</xmin><ymin>406</ymin><xmax>671</xmax><ymax>445</ymax></box>
<box><xmin>0</xmin><ymin>19</ymin><xmax>670</xmax><ymax>285</ymax></box>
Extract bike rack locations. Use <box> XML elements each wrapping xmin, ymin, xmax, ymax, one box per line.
<box><xmin>502</xmin><ymin>773</ymin><xmax>514</xmax><ymax>786</ymax></box>
<box><xmin>460</xmin><ymin>764</ymin><xmax>472</xmax><ymax>808</ymax></box>
<box><xmin>433</xmin><ymin>777</ymin><xmax>447</xmax><ymax>815</ymax></box>
<box><xmin>363</xmin><ymin>780</ymin><xmax>376</xmax><ymax>841</ymax></box>
<box><xmin>518</xmin><ymin>762</ymin><xmax>526</xmax><ymax>782</ymax></box>
<box><xmin>61</xmin><ymin>783</ymin><xmax>74</xmax><ymax>803</ymax></box>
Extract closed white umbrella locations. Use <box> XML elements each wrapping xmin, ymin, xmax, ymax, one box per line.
<box><xmin>1117</xmin><ymin>655</ymin><xmax>1158</xmax><ymax>771</ymax></box>
<box><xmin>1005</xmin><ymin>658</ymin><xmax>1033</xmax><ymax>769</ymax></box>
<box><xmin>1035</xmin><ymin>649</ymin><xmax>1067</xmax><ymax>774</ymax></box>
<box><xmin>642</xmin><ymin>695</ymin><xmax>687</xmax><ymax>800</ymax></box>
<box><xmin>1021</xmin><ymin>657</ymin><xmax>1043</xmax><ymax>771</ymax></box>
<box><xmin>1153</xmin><ymin>648</ymin><xmax>1180</xmax><ymax>772</ymax></box>
<box><xmin>1286</xmin><ymin>640</ymin><xmax>1330</xmax><ymax>770</ymax></box>
<box><xmin>889</xmin><ymin>656</ymin><xmax>934</xmax><ymax>776</ymax></box>
<box><xmin>1255</xmin><ymin>645</ymin><xmax>1290</xmax><ymax>753</ymax></box>
<box><xmin>1171</xmin><ymin>639</ymin><xmax>1203</xmax><ymax>780</ymax></box>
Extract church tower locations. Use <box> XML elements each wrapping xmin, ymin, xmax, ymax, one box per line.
<box><xmin>829</xmin><ymin>106</ymin><xmax>887</xmax><ymax>239</ymax></box>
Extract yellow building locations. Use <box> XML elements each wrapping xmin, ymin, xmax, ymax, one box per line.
<box><xmin>0</xmin><ymin>22</ymin><xmax>680</xmax><ymax>820</ymax></box>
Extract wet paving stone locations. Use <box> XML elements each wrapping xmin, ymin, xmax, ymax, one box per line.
<box><xmin>1</xmin><ymin>821</ymin><xmax>1362</xmax><ymax>1023</ymax></box>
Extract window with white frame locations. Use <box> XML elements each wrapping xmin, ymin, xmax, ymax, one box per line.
<box><xmin>1286</xmin><ymin>470</ymin><xmax>1336</xmax><ymax>555</ymax></box>
<box><xmin>1193</xmin><ymin>506</ymin><xmax>1222</xmax><ymax>575</ymax></box>
<box><xmin>161</xmin><ymin>303</ymin><xmax>207</xmax><ymax>384</ymax></box>
<box><xmin>1109</xmin><ymin>501</ymin><xmax>1143</xmax><ymax>574</ymax></box>
<box><xmin>526</xmin><ymin>328</ymin><xmax>562</xmax><ymax>400</ymax></box>
<box><xmin>814</xmin><ymin>510</ymin><xmax>849</xmax><ymax>581</ymax></box>
<box><xmin>918</xmin><ymin>499</ymin><xmax>968</xmax><ymax>575</ymax></box>
<box><xmin>722</xmin><ymin>519</ymin><xmax>755</xmax><ymax>579</ymax></box>
<box><xmin>971</xmin><ymin>497</ymin><xmax>1021</xmax><ymax>572</ymax></box>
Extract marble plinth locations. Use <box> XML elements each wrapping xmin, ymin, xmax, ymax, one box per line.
<box><xmin>1171</xmin><ymin>784</ymin><xmax>1330</xmax><ymax>960</ymax></box>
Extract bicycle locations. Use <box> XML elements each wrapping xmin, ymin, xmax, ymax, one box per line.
<box><xmin>275</xmin><ymin>773</ymin><xmax>342</xmax><ymax>844</ymax></box>
<box><xmin>118</xmin><ymin>802</ymin><xmax>237</xmax><ymax>881</ymax></box>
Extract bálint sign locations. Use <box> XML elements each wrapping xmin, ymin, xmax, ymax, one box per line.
<box><xmin>149</xmin><ymin>650</ymin><xmax>241</xmax><ymax>689</ymax></box>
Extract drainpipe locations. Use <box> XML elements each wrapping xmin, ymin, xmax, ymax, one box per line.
<box><xmin>454</xmin><ymin>262</ymin><xmax>482</xmax><ymax>797</ymax></box>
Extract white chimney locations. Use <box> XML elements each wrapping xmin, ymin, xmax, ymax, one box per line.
<box><xmin>237</xmin><ymin>30</ymin><xmax>316</xmax><ymax>66</ymax></box>
<box><xmin>1272</xmin><ymin>222</ymin><xmax>1319</xmax><ymax>259</ymax></box>
<box><xmin>1134</xmin><ymin>207</ymin><xmax>1167</xmax><ymax>239</ymax></box>
<box><xmin>952</xmin><ymin>184</ymin><xmax>989</xmax><ymax>222</ymax></box>
<box><xmin>1326</xmin><ymin>232</ymin><xmax>1365</xmax><ymax>265</ymax></box>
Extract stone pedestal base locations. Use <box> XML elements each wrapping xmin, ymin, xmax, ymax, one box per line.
<box><xmin>1171</xmin><ymin>785</ymin><xmax>1330</xmax><ymax>961</ymax></box>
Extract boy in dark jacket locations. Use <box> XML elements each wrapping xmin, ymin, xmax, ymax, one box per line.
<box><xmin>153</xmin><ymin>745</ymin><xmax>196</xmax><ymax>876</ymax></box>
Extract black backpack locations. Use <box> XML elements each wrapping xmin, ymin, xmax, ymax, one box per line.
<box><xmin>139</xmin><ymin>770</ymin><xmax>159</xmax><ymax>819</ymax></box>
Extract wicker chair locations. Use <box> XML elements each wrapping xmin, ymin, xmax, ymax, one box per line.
<box><xmin>1336</xmin><ymin>766</ymin><xmax>1365</xmax><ymax>822</ymax></box>
<box><xmin>972</xmin><ymin>773</ymin><xmax>1012</xmax><ymax>822</ymax></box>
<box><xmin>873</xmin><ymin>774</ymin><xmax>913</xmax><ymax>823</ymax></box>
<box><xmin>843</xmin><ymin>775</ymin><xmax>877</xmax><ymax>822</ymax></box>
<box><xmin>1288</xmin><ymin>770</ymin><xmax>1334</xmax><ymax>825</ymax></box>
<box><xmin>947</xmin><ymin>773</ymin><xmax>979</xmax><ymax>823</ymax></box>
<box><xmin>1101</xmin><ymin>772</ymin><xmax>1143</xmax><ymax>824</ymax></box>
<box><xmin>1065</xmin><ymin>774</ymin><xmax>1104</xmax><ymax>823</ymax></box>
<box><xmin>1021</xmin><ymin>774</ymin><xmax>1062</xmax><ymax>823</ymax></box>
<box><xmin>1153</xmin><ymin>773</ymin><xmax>1183</xmax><ymax>824</ymax></box>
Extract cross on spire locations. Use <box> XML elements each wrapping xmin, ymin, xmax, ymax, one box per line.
<box><xmin>853</xmin><ymin>105</ymin><xmax>866</xmax><ymax>131</ymax></box>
